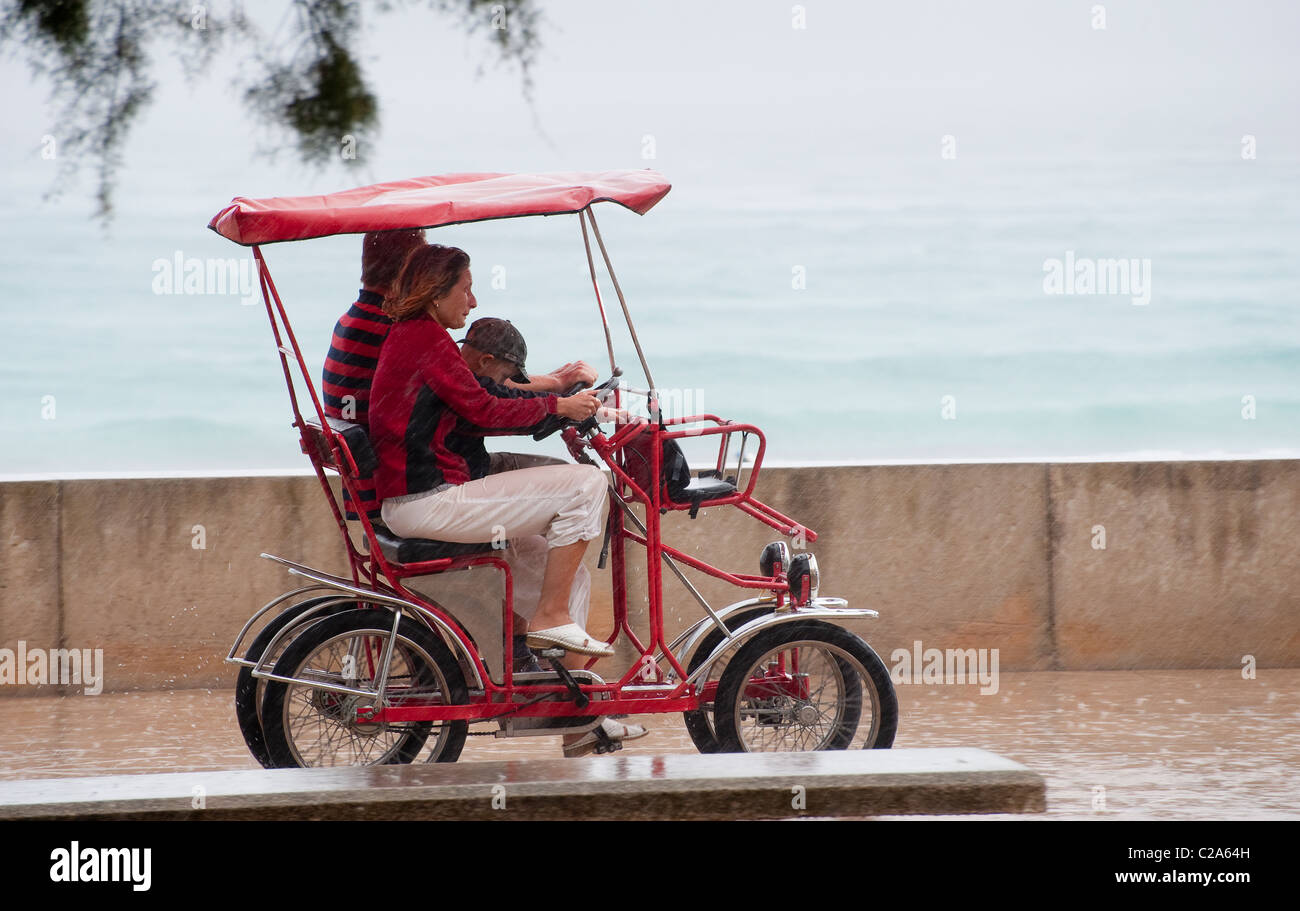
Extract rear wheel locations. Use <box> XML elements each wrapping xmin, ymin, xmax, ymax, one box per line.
<box><xmin>261</xmin><ymin>609</ymin><xmax>468</xmax><ymax>768</ymax></box>
<box><xmin>234</xmin><ymin>596</ymin><xmax>354</xmax><ymax>768</ymax></box>
<box><xmin>714</xmin><ymin>621</ymin><xmax>897</xmax><ymax>753</ymax></box>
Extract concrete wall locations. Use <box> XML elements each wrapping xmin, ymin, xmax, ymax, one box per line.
<box><xmin>1</xmin><ymin>460</ymin><xmax>1297</xmax><ymax>695</ymax></box>
<box><xmin>1</xmin><ymin>477</ymin><xmax>346</xmax><ymax>694</ymax></box>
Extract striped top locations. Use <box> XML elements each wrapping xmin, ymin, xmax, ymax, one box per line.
<box><xmin>322</xmin><ymin>289</ymin><xmax>391</xmax><ymax>519</ymax></box>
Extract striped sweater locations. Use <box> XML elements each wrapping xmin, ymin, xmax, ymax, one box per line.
<box><xmin>322</xmin><ymin>289</ymin><xmax>391</xmax><ymax>519</ymax></box>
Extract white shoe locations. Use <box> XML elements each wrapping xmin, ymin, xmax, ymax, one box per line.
<box><xmin>562</xmin><ymin>718</ymin><xmax>648</xmax><ymax>758</ymax></box>
<box><xmin>526</xmin><ymin>623</ymin><xmax>615</xmax><ymax>657</ymax></box>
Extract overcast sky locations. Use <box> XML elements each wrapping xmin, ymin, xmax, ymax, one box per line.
<box><xmin>2</xmin><ymin>0</ymin><xmax>1297</xmax><ymax>218</ymax></box>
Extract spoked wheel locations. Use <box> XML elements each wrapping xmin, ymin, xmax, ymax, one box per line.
<box><xmin>261</xmin><ymin>609</ymin><xmax>468</xmax><ymax>768</ymax></box>
<box><xmin>235</xmin><ymin>596</ymin><xmax>355</xmax><ymax>768</ymax></box>
<box><xmin>713</xmin><ymin>621</ymin><xmax>897</xmax><ymax>753</ymax></box>
<box><xmin>682</xmin><ymin>606</ymin><xmax>774</xmax><ymax>754</ymax></box>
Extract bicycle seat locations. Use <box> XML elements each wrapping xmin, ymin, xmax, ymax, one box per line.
<box><xmin>303</xmin><ymin>418</ymin><xmax>502</xmax><ymax>565</ymax></box>
<box><xmin>678</xmin><ymin>472</ymin><xmax>736</xmax><ymax>503</ymax></box>
<box><xmin>371</xmin><ymin>523</ymin><xmax>497</xmax><ymax>564</ymax></box>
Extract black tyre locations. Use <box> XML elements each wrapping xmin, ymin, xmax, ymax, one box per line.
<box><xmin>681</xmin><ymin>606</ymin><xmax>775</xmax><ymax>753</ymax></box>
<box><xmin>261</xmin><ymin>609</ymin><xmax>468</xmax><ymax>768</ymax></box>
<box><xmin>714</xmin><ymin>621</ymin><xmax>898</xmax><ymax>752</ymax></box>
<box><xmin>235</xmin><ymin>596</ymin><xmax>355</xmax><ymax>768</ymax></box>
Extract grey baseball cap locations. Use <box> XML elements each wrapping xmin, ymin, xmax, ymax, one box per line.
<box><xmin>459</xmin><ymin>317</ymin><xmax>529</xmax><ymax>382</ymax></box>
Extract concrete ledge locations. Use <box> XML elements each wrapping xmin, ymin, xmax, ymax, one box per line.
<box><xmin>0</xmin><ymin>748</ymin><xmax>1044</xmax><ymax>820</ymax></box>
<box><xmin>5</xmin><ymin>458</ymin><xmax>1295</xmax><ymax>698</ymax></box>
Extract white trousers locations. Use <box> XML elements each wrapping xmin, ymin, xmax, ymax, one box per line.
<box><xmin>382</xmin><ymin>457</ymin><xmax>606</xmax><ymax>626</ymax></box>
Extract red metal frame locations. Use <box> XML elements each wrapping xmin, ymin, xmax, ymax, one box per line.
<box><xmin>249</xmin><ymin>233</ymin><xmax>822</xmax><ymax>726</ymax></box>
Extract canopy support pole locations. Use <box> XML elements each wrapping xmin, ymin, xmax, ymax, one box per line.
<box><xmin>578</xmin><ymin>208</ymin><xmax>618</xmax><ymax>375</ymax></box>
<box><xmin>586</xmin><ymin>207</ymin><xmax>656</xmax><ymax>394</ymax></box>
<box><xmin>254</xmin><ymin>246</ymin><xmax>328</xmax><ymax>430</ymax></box>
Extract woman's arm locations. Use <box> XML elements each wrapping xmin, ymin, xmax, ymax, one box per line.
<box><xmin>408</xmin><ymin>319</ymin><xmax>559</xmax><ymax>428</ymax></box>
<box><xmin>466</xmin><ymin>376</ymin><xmax>569</xmax><ymax>437</ymax></box>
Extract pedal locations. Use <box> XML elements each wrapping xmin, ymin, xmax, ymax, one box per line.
<box><xmin>592</xmin><ymin>724</ymin><xmax>622</xmax><ymax>755</ymax></box>
<box><xmin>541</xmin><ymin>650</ymin><xmax>591</xmax><ymax>709</ymax></box>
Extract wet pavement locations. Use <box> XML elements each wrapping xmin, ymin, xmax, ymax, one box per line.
<box><xmin>1</xmin><ymin>669</ymin><xmax>1296</xmax><ymax>820</ymax></box>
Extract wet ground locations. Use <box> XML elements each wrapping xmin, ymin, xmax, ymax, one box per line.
<box><xmin>1</xmin><ymin>669</ymin><xmax>1296</xmax><ymax>820</ymax></box>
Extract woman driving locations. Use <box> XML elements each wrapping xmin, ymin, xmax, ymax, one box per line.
<box><xmin>368</xmin><ymin>244</ymin><xmax>613</xmax><ymax>658</ymax></box>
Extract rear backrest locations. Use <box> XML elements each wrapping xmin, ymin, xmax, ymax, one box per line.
<box><xmin>622</xmin><ymin>430</ymin><xmax>693</xmax><ymax>503</ymax></box>
<box><xmin>300</xmin><ymin>417</ymin><xmax>378</xmax><ymax>481</ymax></box>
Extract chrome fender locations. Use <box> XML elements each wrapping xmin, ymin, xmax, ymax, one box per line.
<box><xmin>248</xmin><ymin>554</ymin><xmax>487</xmax><ymax>692</ymax></box>
<box><xmin>671</xmin><ymin>596</ymin><xmax>778</xmax><ymax>672</ymax></box>
<box><xmin>683</xmin><ymin>599</ymin><xmax>878</xmax><ymax>688</ymax></box>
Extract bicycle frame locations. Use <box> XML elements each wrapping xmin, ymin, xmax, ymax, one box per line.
<box><xmin>217</xmin><ymin>173</ymin><xmax>879</xmax><ymax>731</ymax></box>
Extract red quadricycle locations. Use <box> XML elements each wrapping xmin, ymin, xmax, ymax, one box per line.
<box><xmin>214</xmin><ymin>170</ymin><xmax>898</xmax><ymax>767</ymax></box>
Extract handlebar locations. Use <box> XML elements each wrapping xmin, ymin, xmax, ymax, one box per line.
<box><xmin>533</xmin><ymin>367</ymin><xmax>623</xmax><ymax>441</ymax></box>
<box><xmin>585</xmin><ymin>368</ymin><xmax>624</xmax><ymax>403</ymax></box>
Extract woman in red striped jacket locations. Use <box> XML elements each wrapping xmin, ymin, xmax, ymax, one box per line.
<box><xmin>369</xmin><ymin>244</ymin><xmax>613</xmax><ymax>659</ymax></box>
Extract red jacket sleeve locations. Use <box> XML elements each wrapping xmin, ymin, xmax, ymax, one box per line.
<box><xmin>405</xmin><ymin>317</ymin><xmax>558</xmax><ymax>427</ymax></box>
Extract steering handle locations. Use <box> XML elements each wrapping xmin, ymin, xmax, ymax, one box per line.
<box><xmin>533</xmin><ymin>368</ymin><xmax>623</xmax><ymax>441</ymax></box>
<box><xmin>585</xmin><ymin>367</ymin><xmax>624</xmax><ymax>403</ymax></box>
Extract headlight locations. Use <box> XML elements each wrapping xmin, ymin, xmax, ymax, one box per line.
<box><xmin>787</xmin><ymin>553</ymin><xmax>819</xmax><ymax>606</ymax></box>
<box><xmin>759</xmin><ymin>541</ymin><xmax>791</xmax><ymax>578</ymax></box>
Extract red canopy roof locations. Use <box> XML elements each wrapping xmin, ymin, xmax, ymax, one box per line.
<box><xmin>208</xmin><ymin>169</ymin><xmax>671</xmax><ymax>245</ymax></box>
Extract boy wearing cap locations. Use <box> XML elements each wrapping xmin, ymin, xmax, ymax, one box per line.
<box><xmin>458</xmin><ymin>317</ymin><xmax>593</xmax><ymax>674</ymax></box>
<box><xmin>457</xmin><ymin>316</ymin><xmax>650</xmax><ymax>758</ymax></box>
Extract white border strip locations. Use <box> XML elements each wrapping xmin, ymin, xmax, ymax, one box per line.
<box><xmin>3</xmin><ymin>450</ymin><xmax>1300</xmax><ymax>483</ymax></box>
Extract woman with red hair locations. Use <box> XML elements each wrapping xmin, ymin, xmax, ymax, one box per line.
<box><xmin>369</xmin><ymin>244</ymin><xmax>613</xmax><ymax>658</ymax></box>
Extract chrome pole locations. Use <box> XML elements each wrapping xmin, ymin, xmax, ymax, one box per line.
<box><xmin>579</xmin><ymin>209</ymin><xmax>618</xmax><ymax>375</ymax></box>
<box><xmin>586</xmin><ymin>207</ymin><xmax>656</xmax><ymax>393</ymax></box>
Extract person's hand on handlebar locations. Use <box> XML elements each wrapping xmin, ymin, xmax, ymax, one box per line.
<box><xmin>556</xmin><ymin>390</ymin><xmax>600</xmax><ymax>422</ymax></box>
<box><xmin>595</xmin><ymin>406</ymin><xmax>629</xmax><ymax>423</ymax></box>
<box><xmin>550</xmin><ymin>361</ymin><xmax>598</xmax><ymax>390</ymax></box>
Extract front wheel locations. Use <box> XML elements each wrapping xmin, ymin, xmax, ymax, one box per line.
<box><xmin>261</xmin><ymin>609</ymin><xmax>469</xmax><ymax>768</ymax></box>
<box><xmin>681</xmin><ymin>606</ymin><xmax>775</xmax><ymax>754</ymax></box>
<box><xmin>713</xmin><ymin>621</ymin><xmax>897</xmax><ymax>753</ymax></box>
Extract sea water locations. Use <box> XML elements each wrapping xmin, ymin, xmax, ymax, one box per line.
<box><xmin>1</xmin><ymin>153</ymin><xmax>1297</xmax><ymax>476</ymax></box>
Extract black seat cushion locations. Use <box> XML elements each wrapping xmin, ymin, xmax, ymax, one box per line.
<box><xmin>372</xmin><ymin>524</ymin><xmax>497</xmax><ymax>564</ymax></box>
<box><xmin>679</xmin><ymin>475</ymin><xmax>736</xmax><ymax>503</ymax></box>
<box><xmin>312</xmin><ymin>418</ymin><xmax>508</xmax><ymax>562</ymax></box>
